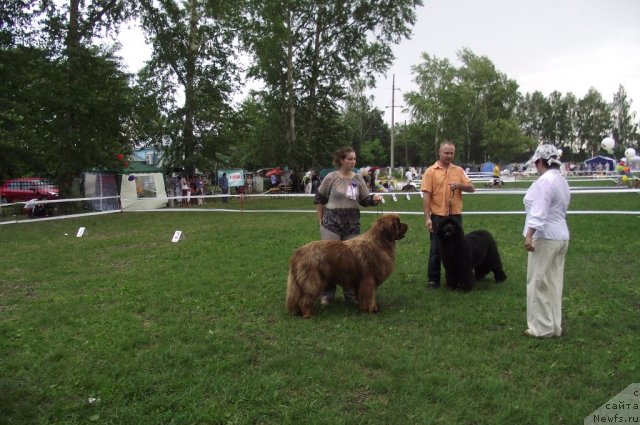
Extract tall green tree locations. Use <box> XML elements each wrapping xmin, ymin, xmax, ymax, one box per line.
<box><xmin>455</xmin><ymin>48</ymin><xmax>519</xmax><ymax>163</ymax></box>
<box><xmin>515</xmin><ymin>91</ymin><xmax>549</xmax><ymax>143</ymax></box>
<box><xmin>546</xmin><ymin>91</ymin><xmax>577</xmax><ymax>148</ymax></box>
<box><xmin>138</xmin><ymin>0</ymin><xmax>244</xmax><ymax>175</ymax></box>
<box><xmin>481</xmin><ymin>118</ymin><xmax>536</xmax><ymax>163</ymax></box>
<box><xmin>228</xmin><ymin>93</ymin><xmax>288</xmax><ymax>170</ymax></box>
<box><xmin>0</xmin><ymin>0</ymin><xmax>36</xmax><ymax>47</ymax></box>
<box><xmin>407</xmin><ymin>49</ymin><xmax>522</xmax><ymax>164</ymax></box>
<box><xmin>392</xmin><ymin>121</ymin><xmax>423</xmax><ymax>167</ymax></box>
<box><xmin>611</xmin><ymin>85</ymin><xmax>639</xmax><ymax>152</ymax></box>
<box><xmin>405</xmin><ymin>54</ymin><xmax>457</xmax><ymax>158</ymax></box>
<box><xmin>0</xmin><ymin>1</ymin><xmax>136</xmax><ymax>189</ymax></box>
<box><xmin>575</xmin><ymin>88</ymin><xmax>612</xmax><ymax>158</ymax></box>
<box><xmin>0</xmin><ymin>46</ymin><xmax>63</xmax><ymax>180</ymax></box>
<box><xmin>516</xmin><ymin>90</ymin><xmax>580</xmax><ymax>159</ymax></box>
<box><xmin>244</xmin><ymin>0</ymin><xmax>422</xmax><ymax>169</ymax></box>
<box><xmin>342</xmin><ymin>80</ymin><xmax>389</xmax><ymax>164</ymax></box>
<box><xmin>57</xmin><ymin>0</ymin><xmax>135</xmax><ymax>191</ymax></box>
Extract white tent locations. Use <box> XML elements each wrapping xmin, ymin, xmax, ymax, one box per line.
<box><xmin>120</xmin><ymin>172</ymin><xmax>168</xmax><ymax>210</ymax></box>
<box><xmin>83</xmin><ymin>173</ymin><xmax>120</xmax><ymax>211</ymax></box>
<box><xmin>83</xmin><ymin>164</ymin><xmax>168</xmax><ymax>211</ymax></box>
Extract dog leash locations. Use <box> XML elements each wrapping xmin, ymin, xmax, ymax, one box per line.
<box><xmin>376</xmin><ymin>194</ymin><xmax>384</xmax><ymax>216</ymax></box>
<box><xmin>448</xmin><ymin>187</ymin><xmax>455</xmax><ymax>216</ymax></box>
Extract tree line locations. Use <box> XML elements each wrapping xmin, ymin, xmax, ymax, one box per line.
<box><xmin>399</xmin><ymin>49</ymin><xmax>639</xmax><ymax>167</ymax></box>
<box><xmin>1</xmin><ymin>1</ymin><xmax>637</xmax><ymax>194</ymax></box>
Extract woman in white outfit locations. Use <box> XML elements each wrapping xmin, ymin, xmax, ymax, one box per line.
<box><xmin>523</xmin><ymin>144</ymin><xmax>571</xmax><ymax>338</ymax></box>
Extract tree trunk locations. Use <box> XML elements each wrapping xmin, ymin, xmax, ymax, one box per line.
<box><xmin>286</xmin><ymin>9</ymin><xmax>296</xmax><ymax>153</ymax></box>
<box><xmin>465</xmin><ymin>121</ymin><xmax>471</xmax><ymax>163</ymax></box>
<box><xmin>306</xmin><ymin>11</ymin><xmax>322</xmax><ymax>157</ymax></box>
<box><xmin>183</xmin><ymin>0</ymin><xmax>198</xmax><ymax>176</ymax></box>
<box><xmin>60</xmin><ymin>0</ymin><xmax>82</xmax><ymax>196</ymax></box>
<box><xmin>434</xmin><ymin>118</ymin><xmax>439</xmax><ymax>158</ymax></box>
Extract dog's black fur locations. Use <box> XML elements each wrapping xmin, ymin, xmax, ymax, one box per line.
<box><xmin>436</xmin><ymin>216</ymin><xmax>507</xmax><ymax>291</ymax></box>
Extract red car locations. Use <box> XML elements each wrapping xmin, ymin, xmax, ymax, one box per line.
<box><xmin>0</xmin><ymin>178</ymin><xmax>60</xmax><ymax>203</ymax></box>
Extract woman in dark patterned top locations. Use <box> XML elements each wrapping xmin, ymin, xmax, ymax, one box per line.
<box><xmin>314</xmin><ymin>146</ymin><xmax>383</xmax><ymax>305</ymax></box>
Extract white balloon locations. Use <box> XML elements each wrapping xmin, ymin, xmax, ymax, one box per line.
<box><xmin>557</xmin><ymin>149</ymin><xmax>563</xmax><ymax>157</ymax></box>
<box><xmin>601</xmin><ymin>137</ymin><xmax>615</xmax><ymax>151</ymax></box>
<box><xmin>625</xmin><ymin>148</ymin><xmax>636</xmax><ymax>159</ymax></box>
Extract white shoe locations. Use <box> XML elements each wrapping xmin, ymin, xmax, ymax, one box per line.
<box><xmin>524</xmin><ymin>329</ymin><xmax>554</xmax><ymax>339</ymax></box>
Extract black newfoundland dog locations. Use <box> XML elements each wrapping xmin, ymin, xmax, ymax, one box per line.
<box><xmin>436</xmin><ymin>216</ymin><xmax>507</xmax><ymax>291</ymax></box>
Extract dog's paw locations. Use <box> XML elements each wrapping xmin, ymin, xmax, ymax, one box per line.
<box><xmin>494</xmin><ymin>272</ymin><xmax>507</xmax><ymax>282</ymax></box>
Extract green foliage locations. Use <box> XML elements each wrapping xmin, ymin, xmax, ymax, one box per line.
<box><xmin>358</xmin><ymin>138</ymin><xmax>387</xmax><ymax>166</ymax></box>
<box><xmin>611</xmin><ymin>85</ymin><xmax>639</xmax><ymax>150</ymax></box>
<box><xmin>575</xmin><ymin>88</ymin><xmax>613</xmax><ymax>158</ymax></box>
<box><xmin>408</xmin><ymin>49</ymin><xmax>639</xmax><ymax>166</ymax></box>
<box><xmin>243</xmin><ymin>0</ymin><xmax>423</xmax><ymax>170</ymax></box>
<box><xmin>406</xmin><ymin>49</ymin><xmax>523</xmax><ymax>164</ymax></box>
<box><xmin>547</xmin><ymin>90</ymin><xmax>577</xmax><ymax>147</ymax></box>
<box><xmin>342</xmin><ymin>81</ymin><xmax>390</xmax><ymax>166</ymax></box>
<box><xmin>455</xmin><ymin>48</ymin><xmax>520</xmax><ymax>163</ymax></box>
<box><xmin>481</xmin><ymin>118</ymin><xmax>537</xmax><ymax>163</ymax></box>
<box><xmin>0</xmin><ymin>44</ymin><xmax>135</xmax><ymax>183</ymax></box>
<box><xmin>137</xmin><ymin>0</ymin><xmax>244</xmax><ymax>175</ymax></box>
<box><xmin>515</xmin><ymin>86</ymin><xmax>639</xmax><ymax>162</ymax></box>
<box><xmin>0</xmin><ymin>0</ymin><xmax>138</xmax><ymax>191</ymax></box>
<box><xmin>405</xmin><ymin>53</ymin><xmax>457</xmax><ymax>153</ymax></box>
<box><xmin>229</xmin><ymin>94</ymin><xmax>287</xmax><ymax>170</ymax></box>
<box><xmin>0</xmin><ymin>46</ymin><xmax>61</xmax><ymax>180</ymax></box>
<box><xmin>3</xmin><ymin>0</ymin><xmax>638</xmax><ymax>185</ymax></box>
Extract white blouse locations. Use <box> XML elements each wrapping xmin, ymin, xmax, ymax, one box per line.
<box><xmin>523</xmin><ymin>169</ymin><xmax>571</xmax><ymax>240</ymax></box>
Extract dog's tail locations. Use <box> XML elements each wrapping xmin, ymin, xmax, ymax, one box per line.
<box><xmin>286</xmin><ymin>267</ymin><xmax>302</xmax><ymax>315</ymax></box>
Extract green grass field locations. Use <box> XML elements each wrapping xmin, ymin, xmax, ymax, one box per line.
<box><xmin>1</xmin><ymin>191</ymin><xmax>639</xmax><ymax>424</ymax></box>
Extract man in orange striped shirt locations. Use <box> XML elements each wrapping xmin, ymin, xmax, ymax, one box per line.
<box><xmin>421</xmin><ymin>141</ymin><xmax>475</xmax><ymax>288</ymax></box>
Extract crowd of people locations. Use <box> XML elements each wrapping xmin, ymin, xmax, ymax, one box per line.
<box><xmin>165</xmin><ymin>166</ymin><xmax>426</xmax><ymax>205</ymax></box>
<box><xmin>169</xmin><ymin>175</ymin><xmax>208</xmax><ymax>207</ymax></box>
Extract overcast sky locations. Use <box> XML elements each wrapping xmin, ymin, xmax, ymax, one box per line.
<box><xmin>118</xmin><ymin>0</ymin><xmax>640</xmax><ymax>127</ymax></box>
<box><xmin>371</xmin><ymin>0</ymin><xmax>640</xmax><ymax>124</ymax></box>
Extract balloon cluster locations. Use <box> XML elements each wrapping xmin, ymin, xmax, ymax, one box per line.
<box><xmin>615</xmin><ymin>147</ymin><xmax>637</xmax><ymax>186</ymax></box>
<box><xmin>116</xmin><ymin>153</ymin><xmax>129</xmax><ymax>170</ymax></box>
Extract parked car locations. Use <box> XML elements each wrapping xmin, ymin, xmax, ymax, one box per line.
<box><xmin>0</xmin><ymin>178</ymin><xmax>60</xmax><ymax>203</ymax></box>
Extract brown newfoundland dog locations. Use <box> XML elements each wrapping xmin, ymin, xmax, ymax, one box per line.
<box><xmin>286</xmin><ymin>214</ymin><xmax>408</xmax><ymax>318</ymax></box>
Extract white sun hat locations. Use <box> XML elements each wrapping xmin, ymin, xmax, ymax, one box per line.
<box><xmin>531</xmin><ymin>144</ymin><xmax>562</xmax><ymax>166</ymax></box>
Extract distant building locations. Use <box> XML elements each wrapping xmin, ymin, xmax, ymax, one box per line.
<box><xmin>132</xmin><ymin>147</ymin><xmax>165</xmax><ymax>168</ymax></box>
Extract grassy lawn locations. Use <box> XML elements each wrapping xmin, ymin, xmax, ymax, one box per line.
<box><xmin>1</xmin><ymin>192</ymin><xmax>639</xmax><ymax>424</ymax></box>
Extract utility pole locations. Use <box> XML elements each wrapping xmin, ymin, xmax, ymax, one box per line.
<box><xmin>390</xmin><ymin>74</ymin><xmax>396</xmax><ymax>171</ymax></box>
<box><xmin>388</xmin><ymin>74</ymin><xmax>401</xmax><ymax>171</ymax></box>
<box><xmin>404</xmin><ymin>120</ymin><xmax>409</xmax><ymax>166</ymax></box>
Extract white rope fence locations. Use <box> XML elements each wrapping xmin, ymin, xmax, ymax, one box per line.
<box><xmin>1</xmin><ymin>187</ymin><xmax>638</xmax><ymax>225</ymax></box>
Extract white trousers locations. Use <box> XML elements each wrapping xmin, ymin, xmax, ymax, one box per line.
<box><xmin>526</xmin><ymin>239</ymin><xmax>569</xmax><ymax>337</ymax></box>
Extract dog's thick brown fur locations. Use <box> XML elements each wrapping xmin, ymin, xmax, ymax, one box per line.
<box><xmin>286</xmin><ymin>214</ymin><xmax>408</xmax><ymax>318</ymax></box>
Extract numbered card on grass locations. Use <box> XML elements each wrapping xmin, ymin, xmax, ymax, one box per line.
<box><xmin>171</xmin><ymin>230</ymin><xmax>184</xmax><ymax>243</ymax></box>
